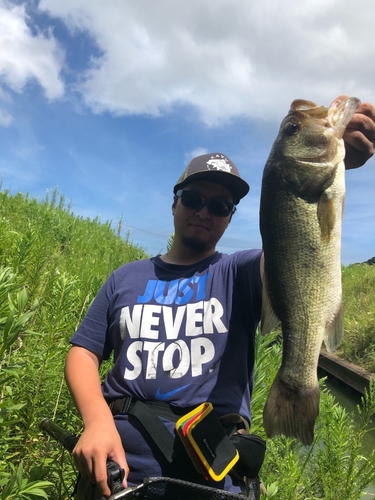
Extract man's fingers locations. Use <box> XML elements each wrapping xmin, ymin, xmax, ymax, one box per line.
<box><xmin>346</xmin><ymin>101</ymin><xmax>375</xmax><ymax>131</ymax></box>
<box><xmin>108</xmin><ymin>456</ymin><xmax>129</xmax><ymax>490</ymax></box>
<box><xmin>73</xmin><ymin>448</ymin><xmax>112</xmax><ymax>498</ymax></box>
<box><xmin>343</xmin><ymin>102</ymin><xmax>375</xmax><ymax>169</ymax></box>
<box><xmin>93</xmin><ymin>458</ymin><xmax>112</xmax><ymax>498</ymax></box>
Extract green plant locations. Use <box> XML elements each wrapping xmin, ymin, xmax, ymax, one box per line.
<box><xmin>0</xmin><ymin>462</ymin><xmax>53</xmax><ymax>499</ymax></box>
<box><xmin>340</xmin><ymin>264</ymin><xmax>375</xmax><ymax>371</ymax></box>
<box><xmin>166</xmin><ymin>233</ymin><xmax>175</xmax><ymax>252</ymax></box>
<box><xmin>0</xmin><ymin>269</ymin><xmax>52</xmax><ymax>499</ymax></box>
<box><xmin>0</xmin><ymin>187</ymin><xmax>148</xmax><ymax>498</ymax></box>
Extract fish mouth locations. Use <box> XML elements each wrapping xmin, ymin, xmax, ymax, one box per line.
<box><xmin>291</xmin><ymin>97</ymin><xmax>360</xmax><ymax>140</ymax></box>
<box><xmin>284</xmin><ymin>97</ymin><xmax>361</xmax><ymax>163</ymax></box>
<box><xmin>328</xmin><ymin>97</ymin><xmax>361</xmax><ymax>139</ymax></box>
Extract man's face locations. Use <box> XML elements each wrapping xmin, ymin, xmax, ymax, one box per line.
<box><xmin>172</xmin><ymin>180</ymin><xmax>234</xmax><ymax>252</ymax></box>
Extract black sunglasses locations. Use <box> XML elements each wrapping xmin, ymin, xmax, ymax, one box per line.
<box><xmin>176</xmin><ymin>189</ymin><xmax>236</xmax><ymax>217</ymax></box>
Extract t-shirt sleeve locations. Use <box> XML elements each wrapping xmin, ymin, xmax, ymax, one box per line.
<box><xmin>69</xmin><ymin>273</ymin><xmax>115</xmax><ymax>359</ymax></box>
<box><xmin>232</xmin><ymin>249</ymin><xmax>262</xmax><ymax>314</ymax></box>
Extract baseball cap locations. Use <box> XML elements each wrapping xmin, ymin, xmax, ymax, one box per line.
<box><xmin>173</xmin><ymin>153</ymin><xmax>250</xmax><ymax>204</ymax></box>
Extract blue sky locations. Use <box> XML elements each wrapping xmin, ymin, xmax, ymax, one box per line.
<box><xmin>0</xmin><ymin>0</ymin><xmax>374</xmax><ymax>264</ymax></box>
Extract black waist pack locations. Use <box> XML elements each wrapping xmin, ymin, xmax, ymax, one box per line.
<box><xmin>229</xmin><ymin>433</ymin><xmax>266</xmax><ymax>479</ymax></box>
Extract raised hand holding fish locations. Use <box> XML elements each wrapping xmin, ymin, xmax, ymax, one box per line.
<box><xmin>260</xmin><ymin>97</ymin><xmax>360</xmax><ymax>446</ymax></box>
<box><xmin>340</xmin><ymin>96</ymin><xmax>375</xmax><ymax>169</ymax></box>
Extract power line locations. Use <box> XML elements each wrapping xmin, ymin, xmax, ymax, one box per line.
<box><xmin>123</xmin><ymin>224</ymin><xmax>169</xmax><ymax>239</ymax></box>
<box><xmin>124</xmin><ymin>223</ymin><xmax>254</xmax><ymax>250</ymax></box>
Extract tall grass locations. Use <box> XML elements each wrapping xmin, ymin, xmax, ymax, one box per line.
<box><xmin>340</xmin><ymin>264</ymin><xmax>375</xmax><ymax>372</ymax></box>
<box><xmin>0</xmin><ymin>187</ymin><xmax>148</xmax><ymax>498</ymax></box>
<box><xmin>0</xmin><ymin>186</ymin><xmax>374</xmax><ymax>499</ymax></box>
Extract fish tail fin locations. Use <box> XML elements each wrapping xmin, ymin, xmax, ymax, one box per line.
<box><xmin>263</xmin><ymin>374</ymin><xmax>320</xmax><ymax>446</ymax></box>
<box><xmin>323</xmin><ymin>302</ymin><xmax>344</xmax><ymax>352</ymax></box>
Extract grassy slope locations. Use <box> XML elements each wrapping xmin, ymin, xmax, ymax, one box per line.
<box><xmin>340</xmin><ymin>263</ymin><xmax>375</xmax><ymax>372</ymax></box>
<box><xmin>0</xmin><ymin>188</ymin><xmax>149</xmax><ymax>498</ymax></box>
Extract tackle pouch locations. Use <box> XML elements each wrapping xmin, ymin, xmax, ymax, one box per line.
<box><xmin>176</xmin><ymin>402</ymin><xmax>239</xmax><ymax>482</ymax></box>
<box><xmin>229</xmin><ymin>433</ymin><xmax>266</xmax><ymax>479</ymax></box>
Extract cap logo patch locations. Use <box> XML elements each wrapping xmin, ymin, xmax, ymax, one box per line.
<box><xmin>205</xmin><ymin>155</ymin><xmax>232</xmax><ymax>173</ymax></box>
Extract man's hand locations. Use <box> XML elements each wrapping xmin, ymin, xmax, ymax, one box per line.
<box><xmin>73</xmin><ymin>415</ymin><xmax>129</xmax><ymax>498</ymax></box>
<box><xmin>342</xmin><ymin>98</ymin><xmax>375</xmax><ymax>169</ymax></box>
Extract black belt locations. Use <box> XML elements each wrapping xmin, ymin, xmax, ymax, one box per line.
<box><xmin>109</xmin><ymin>397</ymin><xmax>195</xmax><ymax>463</ymax></box>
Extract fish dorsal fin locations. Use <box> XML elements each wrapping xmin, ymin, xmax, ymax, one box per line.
<box><xmin>323</xmin><ymin>302</ymin><xmax>344</xmax><ymax>352</ymax></box>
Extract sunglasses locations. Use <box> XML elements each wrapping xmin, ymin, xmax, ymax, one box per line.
<box><xmin>176</xmin><ymin>189</ymin><xmax>236</xmax><ymax>217</ymax></box>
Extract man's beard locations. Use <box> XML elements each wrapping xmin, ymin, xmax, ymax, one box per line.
<box><xmin>181</xmin><ymin>236</ymin><xmax>208</xmax><ymax>252</ymax></box>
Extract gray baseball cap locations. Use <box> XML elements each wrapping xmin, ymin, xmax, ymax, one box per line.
<box><xmin>174</xmin><ymin>153</ymin><xmax>250</xmax><ymax>204</ymax></box>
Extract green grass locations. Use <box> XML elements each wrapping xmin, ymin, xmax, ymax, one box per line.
<box><xmin>340</xmin><ymin>264</ymin><xmax>375</xmax><ymax>372</ymax></box>
<box><xmin>0</xmin><ymin>186</ymin><xmax>374</xmax><ymax>499</ymax></box>
<box><xmin>0</xmin><ymin>187</ymin><xmax>149</xmax><ymax>498</ymax></box>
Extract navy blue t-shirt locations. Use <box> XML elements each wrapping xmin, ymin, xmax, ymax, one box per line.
<box><xmin>70</xmin><ymin>249</ymin><xmax>262</xmax><ymax>491</ymax></box>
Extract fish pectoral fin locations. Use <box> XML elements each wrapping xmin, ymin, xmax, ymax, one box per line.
<box><xmin>261</xmin><ymin>277</ymin><xmax>280</xmax><ymax>335</ymax></box>
<box><xmin>317</xmin><ymin>191</ymin><xmax>336</xmax><ymax>242</ymax></box>
<box><xmin>323</xmin><ymin>302</ymin><xmax>344</xmax><ymax>352</ymax></box>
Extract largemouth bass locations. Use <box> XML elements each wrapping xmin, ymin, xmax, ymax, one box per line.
<box><xmin>260</xmin><ymin>96</ymin><xmax>360</xmax><ymax>446</ymax></box>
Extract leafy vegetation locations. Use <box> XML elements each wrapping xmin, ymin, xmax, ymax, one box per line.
<box><xmin>339</xmin><ymin>264</ymin><xmax>375</xmax><ymax>372</ymax></box>
<box><xmin>0</xmin><ymin>187</ymin><xmax>148</xmax><ymax>498</ymax></box>
<box><xmin>0</xmin><ymin>186</ymin><xmax>374</xmax><ymax>499</ymax></box>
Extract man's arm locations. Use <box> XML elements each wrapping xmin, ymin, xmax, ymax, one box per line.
<box><xmin>65</xmin><ymin>346</ymin><xmax>129</xmax><ymax>498</ymax></box>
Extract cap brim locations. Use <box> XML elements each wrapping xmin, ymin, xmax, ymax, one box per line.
<box><xmin>174</xmin><ymin>170</ymin><xmax>250</xmax><ymax>203</ymax></box>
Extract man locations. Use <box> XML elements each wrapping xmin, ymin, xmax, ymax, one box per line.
<box><xmin>65</xmin><ymin>99</ymin><xmax>375</xmax><ymax>499</ymax></box>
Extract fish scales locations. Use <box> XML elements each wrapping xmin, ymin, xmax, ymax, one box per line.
<box><xmin>260</xmin><ymin>97</ymin><xmax>360</xmax><ymax>445</ymax></box>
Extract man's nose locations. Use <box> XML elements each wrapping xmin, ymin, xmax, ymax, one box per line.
<box><xmin>195</xmin><ymin>204</ymin><xmax>210</xmax><ymax>218</ymax></box>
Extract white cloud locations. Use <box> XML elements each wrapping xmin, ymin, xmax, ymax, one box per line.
<box><xmin>0</xmin><ymin>0</ymin><xmax>64</xmax><ymax>100</ymax></box>
<box><xmin>38</xmin><ymin>0</ymin><xmax>375</xmax><ymax>125</ymax></box>
<box><xmin>184</xmin><ymin>147</ymin><xmax>209</xmax><ymax>164</ymax></box>
<box><xmin>0</xmin><ymin>108</ymin><xmax>13</xmax><ymax>125</ymax></box>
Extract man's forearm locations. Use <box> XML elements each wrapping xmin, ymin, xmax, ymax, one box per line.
<box><xmin>65</xmin><ymin>345</ymin><xmax>113</xmax><ymax>425</ymax></box>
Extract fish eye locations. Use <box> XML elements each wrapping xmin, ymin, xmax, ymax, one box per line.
<box><xmin>285</xmin><ymin>122</ymin><xmax>299</xmax><ymax>136</ymax></box>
